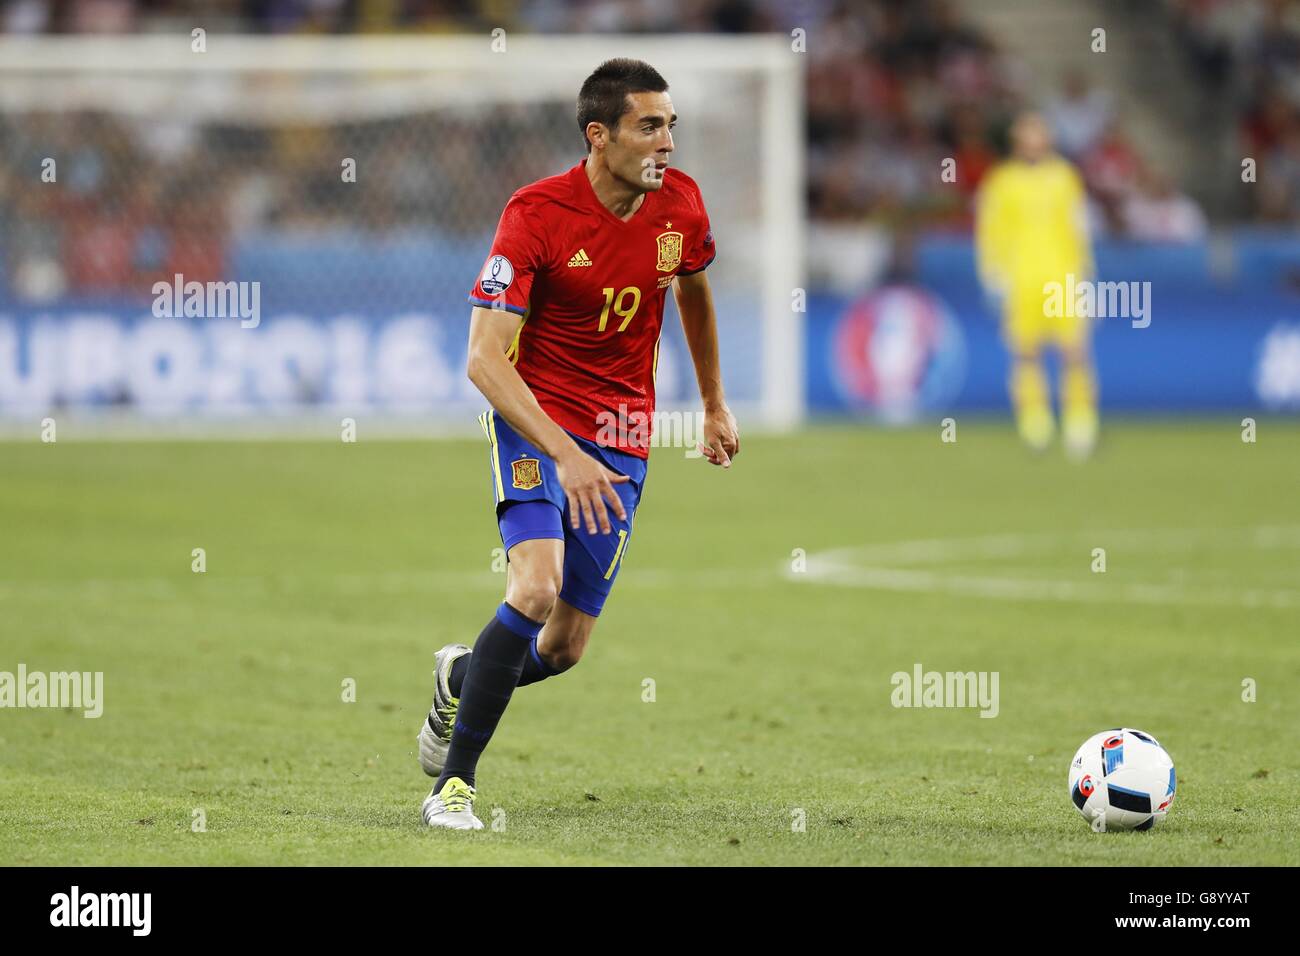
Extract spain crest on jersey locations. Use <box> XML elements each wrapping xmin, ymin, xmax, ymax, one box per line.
<box><xmin>655</xmin><ymin>231</ymin><xmax>684</xmax><ymax>272</ymax></box>
<box><xmin>511</xmin><ymin>457</ymin><xmax>542</xmax><ymax>490</ymax></box>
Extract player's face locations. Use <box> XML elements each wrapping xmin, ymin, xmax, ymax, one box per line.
<box><xmin>608</xmin><ymin>91</ymin><xmax>676</xmax><ymax>192</ymax></box>
<box><xmin>1013</xmin><ymin>115</ymin><xmax>1052</xmax><ymax>162</ymax></box>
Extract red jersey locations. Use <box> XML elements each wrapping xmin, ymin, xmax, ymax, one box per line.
<box><xmin>468</xmin><ymin>159</ymin><xmax>715</xmax><ymax>459</ymax></box>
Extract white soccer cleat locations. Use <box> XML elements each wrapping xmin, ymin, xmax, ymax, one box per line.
<box><xmin>417</xmin><ymin>643</ymin><xmax>471</xmax><ymax>778</ymax></box>
<box><xmin>421</xmin><ymin>776</ymin><xmax>484</xmax><ymax>830</ymax></box>
<box><xmin>1063</xmin><ymin>411</ymin><xmax>1099</xmax><ymax>461</ymax></box>
<box><xmin>1016</xmin><ymin>408</ymin><xmax>1055</xmax><ymax>453</ymax></box>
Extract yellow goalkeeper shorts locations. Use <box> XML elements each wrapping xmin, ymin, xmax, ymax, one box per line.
<box><xmin>1003</xmin><ymin>282</ymin><xmax>1091</xmax><ymax>354</ymax></box>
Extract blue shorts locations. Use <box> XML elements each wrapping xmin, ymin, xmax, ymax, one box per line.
<box><xmin>478</xmin><ymin>409</ymin><xmax>648</xmax><ymax>617</ymax></box>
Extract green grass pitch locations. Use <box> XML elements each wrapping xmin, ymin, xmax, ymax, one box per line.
<box><xmin>1</xmin><ymin>421</ymin><xmax>1297</xmax><ymax>865</ymax></box>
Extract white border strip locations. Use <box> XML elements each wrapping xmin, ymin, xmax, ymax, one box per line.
<box><xmin>0</xmin><ymin>35</ymin><xmax>794</xmax><ymax>73</ymax></box>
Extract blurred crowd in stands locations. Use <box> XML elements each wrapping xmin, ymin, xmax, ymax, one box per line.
<box><xmin>1169</xmin><ymin>0</ymin><xmax>1300</xmax><ymax>224</ymax></box>
<box><xmin>1</xmin><ymin>0</ymin><xmax>1297</xmax><ymax>301</ymax></box>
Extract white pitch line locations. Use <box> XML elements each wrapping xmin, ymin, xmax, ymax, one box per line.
<box><xmin>816</xmin><ymin>525</ymin><xmax>1300</xmax><ymax>567</ymax></box>
<box><xmin>2</xmin><ymin>527</ymin><xmax>1296</xmax><ymax>609</ymax></box>
<box><xmin>794</xmin><ymin>526</ymin><xmax>1300</xmax><ymax>610</ymax></box>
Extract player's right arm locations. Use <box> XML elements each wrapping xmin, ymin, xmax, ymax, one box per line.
<box><xmin>466</xmin><ymin>306</ymin><xmax>628</xmax><ymax>535</ymax></box>
<box><xmin>974</xmin><ymin>166</ymin><xmax>1009</xmax><ymax>297</ymax></box>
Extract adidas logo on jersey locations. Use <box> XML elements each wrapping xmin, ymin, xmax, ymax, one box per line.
<box><xmin>567</xmin><ymin>249</ymin><xmax>593</xmax><ymax>267</ymax></box>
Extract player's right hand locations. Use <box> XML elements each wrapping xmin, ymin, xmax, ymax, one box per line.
<box><xmin>978</xmin><ymin>275</ymin><xmax>1006</xmax><ymax>319</ymax></box>
<box><xmin>555</xmin><ymin>447</ymin><xmax>629</xmax><ymax>535</ymax></box>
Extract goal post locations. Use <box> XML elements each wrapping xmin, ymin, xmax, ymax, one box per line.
<box><xmin>0</xmin><ymin>35</ymin><xmax>804</xmax><ymax>435</ymax></box>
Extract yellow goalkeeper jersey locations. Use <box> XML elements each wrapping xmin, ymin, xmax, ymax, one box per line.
<box><xmin>975</xmin><ymin>155</ymin><xmax>1092</xmax><ymax>293</ymax></box>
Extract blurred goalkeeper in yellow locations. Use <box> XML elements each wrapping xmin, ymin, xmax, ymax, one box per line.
<box><xmin>977</xmin><ymin>112</ymin><xmax>1098</xmax><ymax>457</ymax></box>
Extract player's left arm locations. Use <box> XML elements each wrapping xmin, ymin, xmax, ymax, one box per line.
<box><xmin>974</xmin><ymin>168</ymin><xmax>1008</xmax><ymax>297</ymax></box>
<box><xmin>1070</xmin><ymin>167</ymin><xmax>1095</xmax><ymax>282</ymax></box>
<box><xmin>673</xmin><ymin>270</ymin><xmax>739</xmax><ymax>468</ymax></box>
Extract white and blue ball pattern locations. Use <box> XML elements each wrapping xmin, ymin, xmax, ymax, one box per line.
<box><xmin>1068</xmin><ymin>728</ymin><xmax>1176</xmax><ymax>831</ymax></box>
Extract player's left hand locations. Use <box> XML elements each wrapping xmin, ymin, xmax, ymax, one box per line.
<box><xmin>697</xmin><ymin>404</ymin><xmax>739</xmax><ymax>468</ymax></box>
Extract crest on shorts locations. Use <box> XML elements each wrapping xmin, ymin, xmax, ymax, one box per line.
<box><xmin>655</xmin><ymin>231</ymin><xmax>683</xmax><ymax>272</ymax></box>
<box><xmin>511</xmin><ymin>457</ymin><xmax>542</xmax><ymax>490</ymax></box>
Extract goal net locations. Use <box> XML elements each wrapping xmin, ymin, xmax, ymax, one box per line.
<box><xmin>0</xmin><ymin>34</ymin><xmax>803</xmax><ymax>436</ymax></box>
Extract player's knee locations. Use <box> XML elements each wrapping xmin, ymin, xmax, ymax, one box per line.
<box><xmin>507</xmin><ymin>573</ymin><xmax>562</xmax><ymax>622</ymax></box>
<box><xmin>1062</xmin><ymin>348</ymin><xmax>1088</xmax><ymax>368</ymax></box>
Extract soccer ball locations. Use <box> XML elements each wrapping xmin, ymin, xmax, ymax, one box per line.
<box><xmin>1068</xmin><ymin>728</ymin><xmax>1176</xmax><ymax>831</ymax></box>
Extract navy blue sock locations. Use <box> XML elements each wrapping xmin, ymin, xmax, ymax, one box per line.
<box><xmin>437</xmin><ymin>603</ymin><xmax>542</xmax><ymax>791</ymax></box>
<box><xmin>449</xmin><ymin>636</ymin><xmax>561</xmax><ymax>696</ymax></box>
<box><xmin>450</xmin><ymin>654</ymin><xmax>470</xmax><ymax>697</ymax></box>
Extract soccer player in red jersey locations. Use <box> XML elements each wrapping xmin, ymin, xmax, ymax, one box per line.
<box><xmin>418</xmin><ymin>59</ymin><xmax>740</xmax><ymax>829</ymax></box>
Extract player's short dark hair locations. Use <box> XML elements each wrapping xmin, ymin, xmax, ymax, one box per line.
<box><xmin>577</xmin><ymin>59</ymin><xmax>669</xmax><ymax>151</ymax></box>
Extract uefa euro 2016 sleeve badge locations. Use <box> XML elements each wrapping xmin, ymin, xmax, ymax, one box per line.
<box><xmin>510</xmin><ymin>457</ymin><xmax>542</xmax><ymax>490</ymax></box>
<box><xmin>655</xmin><ymin>231</ymin><xmax>683</xmax><ymax>272</ymax></box>
<box><xmin>480</xmin><ymin>255</ymin><xmax>514</xmax><ymax>296</ymax></box>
